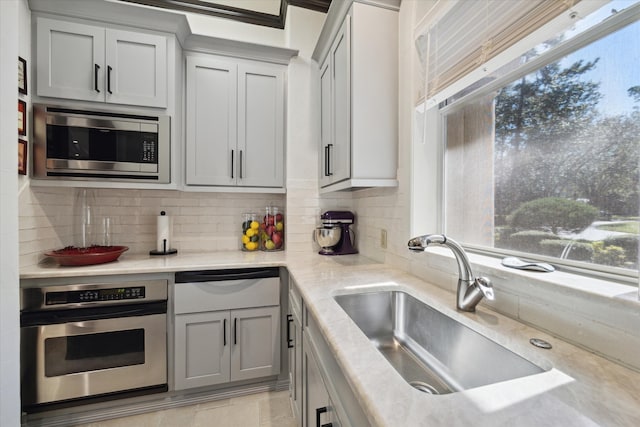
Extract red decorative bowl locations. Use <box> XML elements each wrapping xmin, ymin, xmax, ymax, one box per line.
<box><xmin>45</xmin><ymin>246</ymin><xmax>129</xmax><ymax>266</ymax></box>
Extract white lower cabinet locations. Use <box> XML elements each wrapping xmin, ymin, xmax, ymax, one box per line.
<box><xmin>173</xmin><ymin>273</ymin><xmax>280</xmax><ymax>391</ymax></box>
<box><xmin>304</xmin><ymin>344</ymin><xmax>338</xmax><ymax>427</ymax></box>
<box><xmin>289</xmin><ymin>278</ymin><xmax>369</xmax><ymax>427</ymax></box>
<box><xmin>174</xmin><ymin>310</ymin><xmax>230</xmax><ymax>389</ymax></box>
<box><xmin>174</xmin><ymin>306</ymin><xmax>279</xmax><ymax>390</ymax></box>
<box><xmin>231</xmin><ymin>306</ymin><xmax>281</xmax><ymax>381</ymax></box>
<box><xmin>288</xmin><ymin>289</ymin><xmax>303</xmax><ymax>424</ymax></box>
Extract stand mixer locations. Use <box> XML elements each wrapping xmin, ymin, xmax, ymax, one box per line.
<box><xmin>314</xmin><ymin>211</ymin><xmax>358</xmax><ymax>255</ymax></box>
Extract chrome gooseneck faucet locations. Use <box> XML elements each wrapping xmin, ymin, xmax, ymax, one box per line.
<box><xmin>408</xmin><ymin>234</ymin><xmax>494</xmax><ymax>312</ymax></box>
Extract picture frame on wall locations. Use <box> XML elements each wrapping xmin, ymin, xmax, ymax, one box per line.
<box><xmin>18</xmin><ymin>139</ymin><xmax>27</xmax><ymax>175</ymax></box>
<box><xmin>18</xmin><ymin>56</ymin><xmax>27</xmax><ymax>95</ymax></box>
<box><xmin>18</xmin><ymin>100</ymin><xmax>26</xmax><ymax>136</ymax></box>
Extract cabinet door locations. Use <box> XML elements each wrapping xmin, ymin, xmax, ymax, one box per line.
<box><xmin>174</xmin><ymin>311</ymin><xmax>231</xmax><ymax>390</ymax></box>
<box><xmin>304</xmin><ymin>344</ymin><xmax>330</xmax><ymax>427</ymax></box>
<box><xmin>230</xmin><ymin>306</ymin><xmax>280</xmax><ymax>381</ymax></box>
<box><xmin>329</xmin><ymin>17</ymin><xmax>351</xmax><ymax>184</ymax></box>
<box><xmin>105</xmin><ymin>29</ymin><xmax>167</xmax><ymax>107</ymax></box>
<box><xmin>237</xmin><ymin>62</ymin><xmax>285</xmax><ymax>188</ymax></box>
<box><xmin>36</xmin><ymin>17</ymin><xmax>105</xmax><ymax>102</ymax></box>
<box><xmin>319</xmin><ymin>57</ymin><xmax>332</xmax><ymax>187</ymax></box>
<box><xmin>186</xmin><ymin>56</ymin><xmax>238</xmax><ymax>186</ymax></box>
<box><xmin>288</xmin><ymin>303</ymin><xmax>303</xmax><ymax>424</ymax></box>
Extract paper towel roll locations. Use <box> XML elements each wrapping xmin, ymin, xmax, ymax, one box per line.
<box><xmin>156</xmin><ymin>211</ymin><xmax>171</xmax><ymax>253</ymax></box>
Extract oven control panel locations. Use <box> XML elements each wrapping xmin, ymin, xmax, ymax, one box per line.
<box><xmin>45</xmin><ymin>286</ymin><xmax>146</xmax><ymax>305</ymax></box>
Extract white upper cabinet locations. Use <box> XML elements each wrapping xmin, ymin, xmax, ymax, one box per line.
<box><xmin>321</xmin><ymin>19</ymin><xmax>351</xmax><ymax>187</ymax></box>
<box><xmin>237</xmin><ymin>63</ymin><xmax>285</xmax><ymax>188</ymax></box>
<box><xmin>315</xmin><ymin>1</ymin><xmax>399</xmax><ymax>192</ymax></box>
<box><xmin>186</xmin><ymin>56</ymin><xmax>238</xmax><ymax>186</ymax></box>
<box><xmin>36</xmin><ymin>18</ymin><xmax>105</xmax><ymax>103</ymax></box>
<box><xmin>105</xmin><ymin>29</ymin><xmax>167</xmax><ymax>107</ymax></box>
<box><xmin>186</xmin><ymin>54</ymin><xmax>285</xmax><ymax>191</ymax></box>
<box><xmin>36</xmin><ymin>17</ymin><xmax>168</xmax><ymax>108</ymax></box>
<box><xmin>319</xmin><ymin>58</ymin><xmax>333</xmax><ymax>188</ymax></box>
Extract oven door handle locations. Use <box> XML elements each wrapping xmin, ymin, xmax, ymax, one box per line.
<box><xmin>21</xmin><ymin>301</ymin><xmax>167</xmax><ymax>327</ymax></box>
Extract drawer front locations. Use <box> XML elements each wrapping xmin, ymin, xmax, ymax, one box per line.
<box><xmin>174</xmin><ymin>277</ymin><xmax>279</xmax><ymax>314</ymax></box>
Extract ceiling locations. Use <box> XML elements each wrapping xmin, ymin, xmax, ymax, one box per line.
<box><xmin>120</xmin><ymin>0</ymin><xmax>331</xmax><ymax>29</ymax></box>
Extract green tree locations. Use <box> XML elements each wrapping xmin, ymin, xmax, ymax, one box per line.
<box><xmin>509</xmin><ymin>197</ymin><xmax>598</xmax><ymax>234</ymax></box>
<box><xmin>628</xmin><ymin>85</ymin><xmax>640</xmax><ymax>103</ymax></box>
<box><xmin>568</xmin><ymin>115</ymin><xmax>640</xmax><ymax>215</ymax></box>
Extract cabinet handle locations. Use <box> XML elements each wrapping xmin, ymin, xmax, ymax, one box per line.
<box><xmin>321</xmin><ymin>424</ymin><xmax>333</xmax><ymax>427</ymax></box>
<box><xmin>234</xmin><ymin>317</ymin><xmax>237</xmax><ymax>345</ymax></box>
<box><xmin>94</xmin><ymin>64</ymin><xmax>100</xmax><ymax>93</ymax></box>
<box><xmin>223</xmin><ymin>318</ymin><xmax>227</xmax><ymax>346</ymax></box>
<box><xmin>327</xmin><ymin>144</ymin><xmax>333</xmax><ymax>176</ymax></box>
<box><xmin>324</xmin><ymin>146</ymin><xmax>329</xmax><ymax>177</ymax></box>
<box><xmin>239</xmin><ymin>150</ymin><xmax>243</xmax><ymax>179</ymax></box>
<box><xmin>107</xmin><ymin>66</ymin><xmax>113</xmax><ymax>94</ymax></box>
<box><xmin>231</xmin><ymin>150</ymin><xmax>235</xmax><ymax>179</ymax></box>
<box><xmin>286</xmin><ymin>314</ymin><xmax>294</xmax><ymax>348</ymax></box>
<box><xmin>316</xmin><ymin>407</ymin><xmax>328</xmax><ymax>427</ymax></box>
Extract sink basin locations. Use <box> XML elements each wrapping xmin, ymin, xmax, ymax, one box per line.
<box><xmin>334</xmin><ymin>291</ymin><xmax>545</xmax><ymax>394</ymax></box>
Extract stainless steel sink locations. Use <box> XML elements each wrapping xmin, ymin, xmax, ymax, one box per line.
<box><xmin>334</xmin><ymin>291</ymin><xmax>545</xmax><ymax>394</ymax></box>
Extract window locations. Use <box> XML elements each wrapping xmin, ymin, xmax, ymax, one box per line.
<box><xmin>441</xmin><ymin>2</ymin><xmax>639</xmax><ymax>277</ymax></box>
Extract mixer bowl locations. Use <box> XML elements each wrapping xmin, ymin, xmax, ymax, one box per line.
<box><xmin>314</xmin><ymin>226</ymin><xmax>342</xmax><ymax>248</ymax></box>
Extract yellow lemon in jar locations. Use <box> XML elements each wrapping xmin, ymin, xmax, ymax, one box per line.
<box><xmin>246</xmin><ymin>241</ymin><xmax>258</xmax><ymax>251</ymax></box>
<box><xmin>242</xmin><ymin>235</ymin><xmax>250</xmax><ymax>244</ymax></box>
<box><xmin>250</xmin><ymin>221</ymin><xmax>259</xmax><ymax>230</ymax></box>
<box><xmin>246</xmin><ymin>228</ymin><xmax>255</xmax><ymax>237</ymax></box>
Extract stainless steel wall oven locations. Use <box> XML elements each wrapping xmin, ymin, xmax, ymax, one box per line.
<box><xmin>20</xmin><ymin>279</ymin><xmax>168</xmax><ymax>412</ymax></box>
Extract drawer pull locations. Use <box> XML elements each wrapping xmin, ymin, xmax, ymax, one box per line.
<box><xmin>234</xmin><ymin>317</ymin><xmax>237</xmax><ymax>345</ymax></box>
<box><xmin>286</xmin><ymin>314</ymin><xmax>294</xmax><ymax>348</ymax></box>
<box><xmin>223</xmin><ymin>318</ymin><xmax>227</xmax><ymax>346</ymax></box>
<box><xmin>316</xmin><ymin>406</ymin><xmax>328</xmax><ymax>427</ymax></box>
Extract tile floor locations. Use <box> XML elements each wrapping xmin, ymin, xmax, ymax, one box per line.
<box><xmin>75</xmin><ymin>391</ymin><xmax>296</xmax><ymax>427</ymax></box>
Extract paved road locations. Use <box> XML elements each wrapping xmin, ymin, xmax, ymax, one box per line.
<box><xmin>562</xmin><ymin>220</ymin><xmax>633</xmax><ymax>241</ymax></box>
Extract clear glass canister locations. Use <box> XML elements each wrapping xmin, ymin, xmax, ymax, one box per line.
<box><xmin>241</xmin><ymin>213</ymin><xmax>260</xmax><ymax>251</ymax></box>
<box><xmin>260</xmin><ymin>206</ymin><xmax>284</xmax><ymax>251</ymax></box>
<box><xmin>74</xmin><ymin>189</ymin><xmax>98</xmax><ymax>248</ymax></box>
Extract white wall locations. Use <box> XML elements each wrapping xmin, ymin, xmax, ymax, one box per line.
<box><xmin>1</xmin><ymin>0</ymin><xmax>24</xmax><ymax>423</ymax></box>
<box><xmin>283</xmin><ymin>6</ymin><xmax>327</xmax><ymax>253</ymax></box>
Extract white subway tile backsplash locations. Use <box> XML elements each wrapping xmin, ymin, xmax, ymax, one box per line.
<box><xmin>19</xmin><ymin>187</ymin><xmax>284</xmax><ymax>266</ymax></box>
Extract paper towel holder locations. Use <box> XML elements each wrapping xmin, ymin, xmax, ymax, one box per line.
<box><xmin>150</xmin><ymin>211</ymin><xmax>178</xmax><ymax>256</ymax></box>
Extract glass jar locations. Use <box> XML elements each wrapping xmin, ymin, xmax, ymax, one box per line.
<box><xmin>241</xmin><ymin>213</ymin><xmax>260</xmax><ymax>251</ymax></box>
<box><xmin>74</xmin><ymin>189</ymin><xmax>98</xmax><ymax>248</ymax></box>
<box><xmin>260</xmin><ymin>206</ymin><xmax>284</xmax><ymax>251</ymax></box>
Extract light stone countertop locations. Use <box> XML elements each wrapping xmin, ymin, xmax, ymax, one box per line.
<box><xmin>19</xmin><ymin>250</ymin><xmax>287</xmax><ymax>280</ymax></box>
<box><xmin>20</xmin><ymin>251</ymin><xmax>640</xmax><ymax>426</ymax></box>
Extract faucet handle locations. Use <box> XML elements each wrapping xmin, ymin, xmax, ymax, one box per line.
<box><xmin>475</xmin><ymin>277</ymin><xmax>494</xmax><ymax>301</ymax></box>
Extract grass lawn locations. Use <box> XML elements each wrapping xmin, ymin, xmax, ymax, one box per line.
<box><xmin>597</xmin><ymin>221</ymin><xmax>640</xmax><ymax>234</ymax></box>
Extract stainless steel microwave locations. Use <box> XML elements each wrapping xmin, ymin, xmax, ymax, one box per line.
<box><xmin>33</xmin><ymin>104</ymin><xmax>170</xmax><ymax>183</ymax></box>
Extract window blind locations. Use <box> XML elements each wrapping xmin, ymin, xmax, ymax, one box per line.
<box><xmin>417</xmin><ymin>0</ymin><xmax>581</xmax><ymax>100</ymax></box>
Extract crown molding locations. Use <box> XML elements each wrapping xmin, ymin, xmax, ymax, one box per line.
<box><xmin>120</xmin><ymin>0</ymin><xmax>330</xmax><ymax>29</ymax></box>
